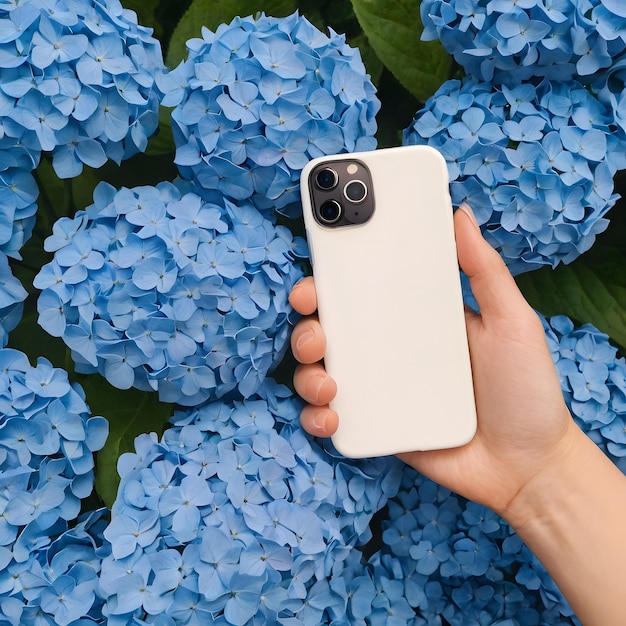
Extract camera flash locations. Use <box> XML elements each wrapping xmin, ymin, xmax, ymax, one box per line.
<box><xmin>347</xmin><ymin>164</ymin><xmax>358</xmax><ymax>175</ymax></box>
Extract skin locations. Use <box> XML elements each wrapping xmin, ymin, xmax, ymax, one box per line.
<box><xmin>289</xmin><ymin>204</ymin><xmax>626</xmax><ymax>626</ymax></box>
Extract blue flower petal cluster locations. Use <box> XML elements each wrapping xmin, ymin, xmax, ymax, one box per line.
<box><xmin>359</xmin><ymin>469</ymin><xmax>579</xmax><ymax>625</ymax></box>
<box><xmin>0</xmin><ymin>508</ymin><xmax>110</xmax><ymax>625</ymax></box>
<box><xmin>0</xmin><ymin>167</ymin><xmax>39</xmax><ymax>259</ymax></box>
<box><xmin>597</xmin><ymin>57</ymin><xmax>626</xmax><ymax>144</ymax></box>
<box><xmin>158</xmin><ymin>11</ymin><xmax>379</xmax><ymax>215</ymax></box>
<box><xmin>0</xmin><ymin>251</ymin><xmax>28</xmax><ymax>347</ymax></box>
<box><xmin>0</xmin><ymin>348</ymin><xmax>109</xmax><ymax>622</ymax></box>
<box><xmin>0</xmin><ymin>0</ymin><xmax>164</xmax><ymax>178</ymax></box>
<box><xmin>35</xmin><ymin>181</ymin><xmax>307</xmax><ymax>405</ymax></box>
<box><xmin>98</xmin><ymin>379</ymin><xmax>403</xmax><ymax>624</ymax></box>
<box><xmin>404</xmin><ymin>76</ymin><xmax>622</xmax><ymax>274</ymax></box>
<box><xmin>412</xmin><ymin>1</ymin><xmax>626</xmax><ymax>274</ymax></box>
<box><xmin>543</xmin><ymin>314</ymin><xmax>626</xmax><ymax>472</ymax></box>
<box><xmin>420</xmin><ymin>0</ymin><xmax>626</xmax><ymax>85</ymax></box>
<box><xmin>0</xmin><ymin>348</ymin><xmax>109</xmax><ymax>536</ymax></box>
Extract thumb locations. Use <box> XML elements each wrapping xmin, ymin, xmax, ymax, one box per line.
<box><xmin>454</xmin><ymin>204</ymin><xmax>532</xmax><ymax>321</ymax></box>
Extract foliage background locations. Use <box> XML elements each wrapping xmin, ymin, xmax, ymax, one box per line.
<box><xmin>8</xmin><ymin>0</ymin><xmax>626</xmax><ymax>540</ymax></box>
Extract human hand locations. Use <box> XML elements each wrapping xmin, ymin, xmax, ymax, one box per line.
<box><xmin>289</xmin><ymin>204</ymin><xmax>585</xmax><ymax>523</ymax></box>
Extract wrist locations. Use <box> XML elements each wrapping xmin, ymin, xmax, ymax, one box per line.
<box><xmin>499</xmin><ymin>420</ymin><xmax>593</xmax><ymax>532</ymax></box>
<box><xmin>498</xmin><ymin>421</ymin><xmax>626</xmax><ymax>626</ymax></box>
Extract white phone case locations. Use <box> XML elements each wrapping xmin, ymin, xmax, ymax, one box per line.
<box><xmin>300</xmin><ymin>145</ymin><xmax>477</xmax><ymax>458</ymax></box>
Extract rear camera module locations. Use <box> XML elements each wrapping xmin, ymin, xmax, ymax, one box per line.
<box><xmin>344</xmin><ymin>180</ymin><xmax>367</xmax><ymax>203</ymax></box>
<box><xmin>315</xmin><ymin>168</ymin><xmax>338</xmax><ymax>191</ymax></box>
<box><xmin>309</xmin><ymin>159</ymin><xmax>374</xmax><ymax>228</ymax></box>
<box><xmin>318</xmin><ymin>200</ymin><xmax>342</xmax><ymax>225</ymax></box>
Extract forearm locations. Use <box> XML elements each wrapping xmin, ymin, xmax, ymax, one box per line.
<box><xmin>505</xmin><ymin>427</ymin><xmax>626</xmax><ymax>626</ymax></box>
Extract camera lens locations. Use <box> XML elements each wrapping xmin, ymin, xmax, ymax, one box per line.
<box><xmin>315</xmin><ymin>168</ymin><xmax>338</xmax><ymax>191</ymax></box>
<box><xmin>344</xmin><ymin>180</ymin><xmax>367</xmax><ymax>203</ymax></box>
<box><xmin>319</xmin><ymin>200</ymin><xmax>342</xmax><ymax>224</ymax></box>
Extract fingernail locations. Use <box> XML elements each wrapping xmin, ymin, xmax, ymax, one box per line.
<box><xmin>305</xmin><ymin>373</ymin><xmax>332</xmax><ymax>403</ymax></box>
<box><xmin>313</xmin><ymin>408</ymin><xmax>331</xmax><ymax>431</ymax></box>
<box><xmin>289</xmin><ymin>281</ymin><xmax>304</xmax><ymax>305</ymax></box>
<box><xmin>458</xmin><ymin>203</ymin><xmax>479</xmax><ymax>229</ymax></box>
<box><xmin>295</xmin><ymin>328</ymin><xmax>315</xmax><ymax>352</ymax></box>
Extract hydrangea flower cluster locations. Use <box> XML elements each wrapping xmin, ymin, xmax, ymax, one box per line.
<box><xmin>0</xmin><ymin>251</ymin><xmax>27</xmax><ymax>347</ymax></box>
<box><xmin>0</xmin><ymin>0</ymin><xmax>164</xmax><ymax>178</ymax></box>
<box><xmin>159</xmin><ymin>11</ymin><xmax>379</xmax><ymax>215</ymax></box>
<box><xmin>404</xmin><ymin>76</ymin><xmax>622</xmax><ymax>274</ymax></box>
<box><xmin>597</xmin><ymin>57</ymin><xmax>626</xmax><ymax>140</ymax></box>
<box><xmin>420</xmin><ymin>0</ymin><xmax>626</xmax><ymax>85</ymax></box>
<box><xmin>408</xmin><ymin>1</ymin><xmax>626</xmax><ymax>274</ymax></box>
<box><xmin>99</xmin><ymin>379</ymin><xmax>403</xmax><ymax>624</ymax></box>
<box><xmin>362</xmin><ymin>469</ymin><xmax>578</xmax><ymax>626</ymax></box>
<box><xmin>0</xmin><ymin>348</ymin><xmax>109</xmax><ymax>623</ymax></box>
<box><xmin>0</xmin><ymin>166</ymin><xmax>39</xmax><ymax>260</ymax></box>
<box><xmin>544</xmin><ymin>315</ymin><xmax>626</xmax><ymax>472</ymax></box>
<box><xmin>34</xmin><ymin>180</ymin><xmax>307</xmax><ymax>405</ymax></box>
<box><xmin>0</xmin><ymin>0</ymin><xmax>165</xmax><ymax>307</ymax></box>
<box><xmin>0</xmin><ymin>508</ymin><xmax>110</xmax><ymax>626</ymax></box>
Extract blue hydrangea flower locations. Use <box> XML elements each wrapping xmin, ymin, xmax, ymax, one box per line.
<box><xmin>98</xmin><ymin>379</ymin><xmax>403</xmax><ymax>624</ymax></box>
<box><xmin>158</xmin><ymin>11</ymin><xmax>379</xmax><ymax>216</ymax></box>
<box><xmin>355</xmin><ymin>467</ymin><xmax>579</xmax><ymax>625</ymax></box>
<box><xmin>543</xmin><ymin>314</ymin><xmax>626</xmax><ymax>471</ymax></box>
<box><xmin>35</xmin><ymin>180</ymin><xmax>308</xmax><ymax>405</ymax></box>
<box><xmin>0</xmin><ymin>507</ymin><xmax>109</xmax><ymax>625</ymax></box>
<box><xmin>0</xmin><ymin>348</ymin><xmax>109</xmax><ymax>623</ymax></box>
<box><xmin>0</xmin><ymin>167</ymin><xmax>39</xmax><ymax>259</ymax></box>
<box><xmin>0</xmin><ymin>0</ymin><xmax>165</xmax><ymax>177</ymax></box>
<box><xmin>596</xmin><ymin>56</ymin><xmax>626</xmax><ymax>145</ymax></box>
<box><xmin>420</xmin><ymin>0</ymin><xmax>626</xmax><ymax>85</ymax></box>
<box><xmin>0</xmin><ymin>251</ymin><xmax>27</xmax><ymax>347</ymax></box>
<box><xmin>0</xmin><ymin>349</ymin><xmax>108</xmax><ymax>535</ymax></box>
<box><xmin>404</xmin><ymin>76</ymin><xmax>623</xmax><ymax>274</ymax></box>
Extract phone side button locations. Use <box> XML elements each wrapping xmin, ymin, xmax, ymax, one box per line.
<box><xmin>305</xmin><ymin>230</ymin><xmax>315</xmax><ymax>266</ymax></box>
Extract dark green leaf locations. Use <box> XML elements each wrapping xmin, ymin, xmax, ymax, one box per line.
<box><xmin>166</xmin><ymin>0</ymin><xmax>297</xmax><ymax>67</ymax></box>
<box><xmin>35</xmin><ymin>157</ymin><xmax>105</xmax><ymax>218</ymax></box>
<box><xmin>7</xmin><ymin>305</ymin><xmax>70</xmax><ymax>370</ymax></box>
<box><xmin>516</xmin><ymin>245</ymin><xmax>626</xmax><ymax>351</ymax></box>
<box><xmin>145</xmin><ymin>106</ymin><xmax>176</xmax><ymax>157</ymax></box>
<box><xmin>374</xmin><ymin>67</ymin><xmax>420</xmax><ymax>147</ymax></box>
<box><xmin>82</xmin><ymin>376</ymin><xmax>173</xmax><ymax>508</ymax></box>
<box><xmin>349</xmin><ymin>0</ymin><xmax>450</xmax><ymax>103</ymax></box>
<box><xmin>34</xmin><ymin>158</ymin><xmax>73</xmax><ymax>223</ymax></box>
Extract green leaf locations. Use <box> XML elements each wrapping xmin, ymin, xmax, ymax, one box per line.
<box><xmin>6</xmin><ymin>305</ymin><xmax>70</xmax><ymax>370</ymax></box>
<box><xmin>516</xmin><ymin>245</ymin><xmax>626</xmax><ymax>351</ymax></box>
<box><xmin>35</xmin><ymin>157</ymin><xmax>104</xmax><ymax>218</ymax></box>
<box><xmin>349</xmin><ymin>0</ymin><xmax>450</xmax><ymax>103</ymax></box>
<box><xmin>145</xmin><ymin>106</ymin><xmax>176</xmax><ymax>157</ymax></box>
<box><xmin>166</xmin><ymin>0</ymin><xmax>297</xmax><ymax>67</ymax></box>
<box><xmin>82</xmin><ymin>376</ymin><xmax>173</xmax><ymax>508</ymax></box>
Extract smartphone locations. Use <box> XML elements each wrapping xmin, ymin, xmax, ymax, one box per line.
<box><xmin>300</xmin><ymin>145</ymin><xmax>477</xmax><ymax>458</ymax></box>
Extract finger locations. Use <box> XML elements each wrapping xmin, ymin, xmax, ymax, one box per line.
<box><xmin>300</xmin><ymin>404</ymin><xmax>339</xmax><ymax>437</ymax></box>
<box><xmin>291</xmin><ymin>316</ymin><xmax>326</xmax><ymax>364</ymax></box>
<box><xmin>293</xmin><ymin>363</ymin><xmax>337</xmax><ymax>406</ymax></box>
<box><xmin>289</xmin><ymin>276</ymin><xmax>317</xmax><ymax>316</ymax></box>
<box><xmin>454</xmin><ymin>204</ymin><xmax>532</xmax><ymax>321</ymax></box>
